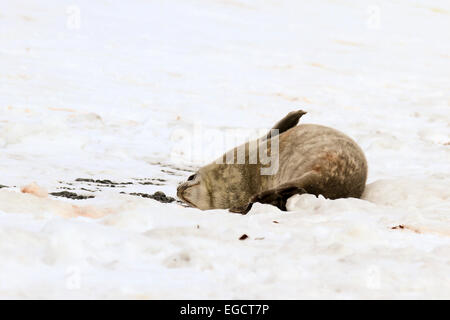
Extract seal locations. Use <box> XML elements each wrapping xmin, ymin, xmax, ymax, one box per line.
<box><xmin>177</xmin><ymin>110</ymin><xmax>368</xmax><ymax>213</ymax></box>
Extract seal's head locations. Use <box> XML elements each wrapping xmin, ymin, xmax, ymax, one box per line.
<box><xmin>177</xmin><ymin>163</ymin><xmax>248</xmax><ymax>210</ymax></box>
<box><xmin>176</xmin><ymin>170</ymin><xmax>211</xmax><ymax>210</ymax></box>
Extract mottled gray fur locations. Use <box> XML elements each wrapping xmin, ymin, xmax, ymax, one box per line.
<box><xmin>177</xmin><ymin>110</ymin><xmax>368</xmax><ymax>213</ymax></box>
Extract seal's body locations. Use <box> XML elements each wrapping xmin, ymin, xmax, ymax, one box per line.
<box><xmin>177</xmin><ymin>111</ymin><xmax>367</xmax><ymax>213</ymax></box>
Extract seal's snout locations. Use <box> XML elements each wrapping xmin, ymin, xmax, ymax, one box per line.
<box><xmin>176</xmin><ymin>183</ymin><xmax>187</xmax><ymax>199</ymax></box>
<box><xmin>177</xmin><ymin>182</ymin><xmax>198</xmax><ymax>208</ymax></box>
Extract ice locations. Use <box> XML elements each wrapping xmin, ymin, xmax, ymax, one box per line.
<box><xmin>0</xmin><ymin>0</ymin><xmax>449</xmax><ymax>298</ymax></box>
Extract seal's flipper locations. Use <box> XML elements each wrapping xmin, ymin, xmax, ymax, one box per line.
<box><xmin>249</xmin><ymin>185</ymin><xmax>307</xmax><ymax>211</ymax></box>
<box><xmin>232</xmin><ymin>171</ymin><xmax>320</xmax><ymax>214</ymax></box>
<box><xmin>264</xmin><ymin>110</ymin><xmax>307</xmax><ymax>140</ymax></box>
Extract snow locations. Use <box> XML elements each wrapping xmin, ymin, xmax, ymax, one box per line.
<box><xmin>0</xmin><ymin>0</ymin><xmax>449</xmax><ymax>299</ymax></box>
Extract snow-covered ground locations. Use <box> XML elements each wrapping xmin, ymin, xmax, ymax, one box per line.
<box><xmin>0</xmin><ymin>0</ymin><xmax>449</xmax><ymax>299</ymax></box>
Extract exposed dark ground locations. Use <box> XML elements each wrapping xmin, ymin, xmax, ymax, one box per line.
<box><xmin>47</xmin><ymin>163</ymin><xmax>197</xmax><ymax>205</ymax></box>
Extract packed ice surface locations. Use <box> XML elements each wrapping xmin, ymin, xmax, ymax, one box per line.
<box><xmin>0</xmin><ymin>0</ymin><xmax>449</xmax><ymax>299</ymax></box>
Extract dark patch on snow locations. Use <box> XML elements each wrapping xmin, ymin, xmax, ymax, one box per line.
<box><xmin>80</xmin><ymin>187</ymin><xmax>96</xmax><ymax>192</ymax></box>
<box><xmin>52</xmin><ymin>163</ymin><xmax>187</xmax><ymax>204</ymax></box>
<box><xmin>0</xmin><ymin>184</ymin><xmax>9</xmax><ymax>189</ymax></box>
<box><xmin>75</xmin><ymin>178</ymin><xmax>133</xmax><ymax>185</ymax></box>
<box><xmin>131</xmin><ymin>178</ymin><xmax>166</xmax><ymax>186</ymax></box>
<box><xmin>391</xmin><ymin>225</ymin><xmax>405</xmax><ymax>230</ymax></box>
<box><xmin>134</xmin><ymin>178</ymin><xmax>166</xmax><ymax>182</ymax></box>
<box><xmin>74</xmin><ymin>178</ymin><xmax>169</xmax><ymax>187</ymax></box>
<box><xmin>138</xmin><ymin>181</ymin><xmax>164</xmax><ymax>186</ymax></box>
<box><xmin>50</xmin><ymin>191</ymin><xmax>95</xmax><ymax>200</ymax></box>
<box><xmin>58</xmin><ymin>181</ymin><xmax>73</xmax><ymax>185</ymax></box>
<box><xmin>121</xmin><ymin>191</ymin><xmax>176</xmax><ymax>203</ymax></box>
<box><xmin>239</xmin><ymin>234</ymin><xmax>249</xmax><ymax>240</ymax></box>
<box><xmin>149</xmin><ymin>161</ymin><xmax>196</xmax><ymax>173</ymax></box>
<box><xmin>161</xmin><ymin>169</ymin><xmax>185</xmax><ymax>176</ymax></box>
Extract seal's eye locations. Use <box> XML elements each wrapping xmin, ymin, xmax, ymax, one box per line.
<box><xmin>187</xmin><ymin>174</ymin><xmax>197</xmax><ymax>181</ymax></box>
